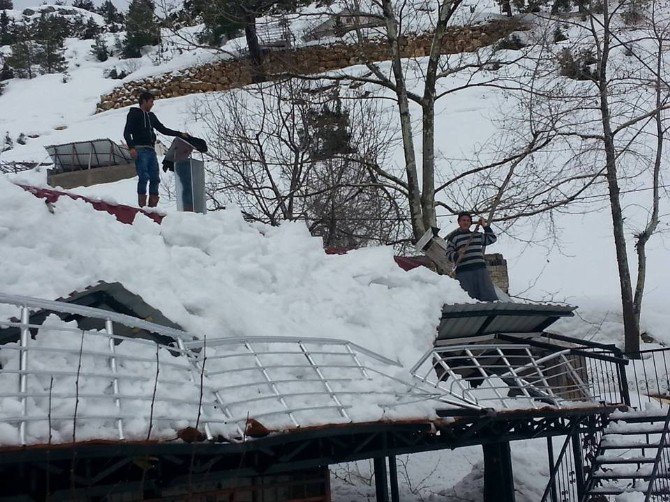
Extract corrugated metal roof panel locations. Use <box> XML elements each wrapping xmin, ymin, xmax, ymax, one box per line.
<box><xmin>437</xmin><ymin>302</ymin><xmax>576</xmax><ymax>340</ymax></box>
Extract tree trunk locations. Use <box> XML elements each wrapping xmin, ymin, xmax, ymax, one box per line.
<box><xmin>632</xmin><ymin>42</ymin><xmax>663</xmax><ymax>337</ymax></box>
<box><xmin>381</xmin><ymin>0</ymin><xmax>424</xmax><ymax>240</ymax></box>
<box><xmin>603</xmin><ymin>140</ymin><xmax>638</xmax><ymax>354</ymax></box>
<box><xmin>597</xmin><ymin>6</ymin><xmax>639</xmax><ymax>354</ymax></box>
<box><xmin>244</xmin><ymin>13</ymin><xmax>264</xmax><ymax>83</ymax></box>
<box><xmin>420</xmin><ymin>0</ymin><xmax>455</xmax><ymax>234</ymax></box>
<box><xmin>421</xmin><ymin>101</ymin><xmax>436</xmax><ymax>231</ymax></box>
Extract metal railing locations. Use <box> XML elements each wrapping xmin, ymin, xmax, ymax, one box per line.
<box><xmin>542</xmin><ymin>415</ymin><xmax>604</xmax><ymax>502</ymax></box>
<box><xmin>0</xmin><ymin>293</ymin><xmax>445</xmax><ymax>446</ymax></box>
<box><xmin>645</xmin><ymin>406</ymin><xmax>670</xmax><ymax>501</ymax></box>
<box><xmin>410</xmin><ymin>334</ymin><xmax>629</xmax><ymax>410</ymax></box>
<box><xmin>627</xmin><ymin>348</ymin><xmax>670</xmax><ymax>411</ymax></box>
<box><xmin>540</xmin><ymin>416</ymin><xmax>606</xmax><ymax>502</ymax></box>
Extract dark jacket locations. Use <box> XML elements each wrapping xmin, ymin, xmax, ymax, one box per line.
<box><xmin>123</xmin><ymin>107</ymin><xmax>182</xmax><ymax>149</ymax></box>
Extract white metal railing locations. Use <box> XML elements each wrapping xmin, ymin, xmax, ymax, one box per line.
<box><xmin>0</xmin><ymin>293</ymin><xmax>623</xmax><ymax>448</ymax></box>
<box><xmin>0</xmin><ymin>293</ymin><xmax>444</xmax><ymax>446</ymax></box>
<box><xmin>410</xmin><ymin>343</ymin><xmax>599</xmax><ymax>410</ymax></box>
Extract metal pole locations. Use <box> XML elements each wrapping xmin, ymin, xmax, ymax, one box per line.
<box><xmin>547</xmin><ymin>437</ymin><xmax>558</xmax><ymax>502</ymax></box>
<box><xmin>388</xmin><ymin>455</ymin><xmax>399</xmax><ymax>502</ymax></box>
<box><xmin>571</xmin><ymin>432</ymin><xmax>585</xmax><ymax>501</ymax></box>
<box><xmin>19</xmin><ymin>306</ymin><xmax>30</xmax><ymax>445</ymax></box>
<box><xmin>374</xmin><ymin>457</ymin><xmax>389</xmax><ymax>502</ymax></box>
<box><xmin>106</xmin><ymin>319</ymin><xmax>124</xmax><ymax>440</ymax></box>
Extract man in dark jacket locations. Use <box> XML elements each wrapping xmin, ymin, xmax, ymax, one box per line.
<box><xmin>123</xmin><ymin>91</ymin><xmax>187</xmax><ymax>207</ymax></box>
<box><xmin>445</xmin><ymin>212</ymin><xmax>498</xmax><ymax>301</ymax></box>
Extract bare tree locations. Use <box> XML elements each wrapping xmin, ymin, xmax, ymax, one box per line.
<box><xmin>193</xmin><ymin>77</ymin><xmax>408</xmax><ymax>247</ymax></box>
<box><xmin>291</xmin><ymin>0</ymin><xmax>529</xmax><ymax>240</ymax></box>
<box><xmin>495</xmin><ymin>0</ymin><xmax>670</xmax><ymax>352</ymax></box>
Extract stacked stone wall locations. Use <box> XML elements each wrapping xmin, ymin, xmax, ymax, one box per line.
<box><xmin>97</xmin><ymin>19</ymin><xmax>523</xmax><ymax>112</ymax></box>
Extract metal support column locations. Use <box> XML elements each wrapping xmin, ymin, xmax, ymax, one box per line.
<box><xmin>483</xmin><ymin>441</ymin><xmax>515</xmax><ymax>502</ymax></box>
<box><xmin>374</xmin><ymin>457</ymin><xmax>389</xmax><ymax>502</ymax></box>
<box><xmin>388</xmin><ymin>455</ymin><xmax>399</xmax><ymax>502</ymax></box>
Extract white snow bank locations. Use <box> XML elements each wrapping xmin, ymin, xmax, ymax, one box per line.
<box><xmin>0</xmin><ymin>176</ymin><xmax>479</xmax><ymax>445</ymax></box>
<box><xmin>0</xmin><ymin>176</ymin><xmax>472</xmax><ymax>365</ymax></box>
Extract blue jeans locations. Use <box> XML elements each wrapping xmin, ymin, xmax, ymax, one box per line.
<box><xmin>455</xmin><ymin>267</ymin><xmax>499</xmax><ymax>301</ymax></box>
<box><xmin>135</xmin><ymin>148</ymin><xmax>160</xmax><ymax>195</ymax></box>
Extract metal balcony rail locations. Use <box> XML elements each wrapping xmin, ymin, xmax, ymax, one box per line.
<box><xmin>0</xmin><ymin>293</ymin><xmax>446</xmax><ymax>447</ymax></box>
<box><xmin>410</xmin><ymin>336</ymin><xmax>628</xmax><ymax>410</ymax></box>
<box><xmin>644</xmin><ymin>406</ymin><xmax>670</xmax><ymax>501</ymax></box>
<box><xmin>626</xmin><ymin>348</ymin><xmax>670</xmax><ymax>411</ymax></box>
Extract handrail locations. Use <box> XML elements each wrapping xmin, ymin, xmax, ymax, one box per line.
<box><xmin>645</xmin><ymin>405</ymin><xmax>670</xmax><ymax>502</ymax></box>
<box><xmin>496</xmin><ymin>334</ymin><xmax>629</xmax><ymax>365</ymax></box>
<box><xmin>0</xmin><ymin>293</ymin><xmax>400</xmax><ymax>367</ymax></box>
<box><xmin>623</xmin><ymin>347</ymin><xmax>670</xmax><ymax>410</ymax></box>
<box><xmin>540</xmin><ymin>422</ymin><xmax>581</xmax><ymax>502</ymax></box>
<box><xmin>0</xmin><ymin>292</ymin><xmax>191</xmax><ymax>342</ymax></box>
<box><xmin>542</xmin><ymin>332</ymin><xmax>621</xmax><ymax>354</ymax></box>
<box><xmin>0</xmin><ymin>293</ymin><xmax>454</xmax><ymax>446</ymax></box>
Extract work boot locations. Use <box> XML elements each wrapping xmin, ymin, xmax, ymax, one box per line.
<box><xmin>148</xmin><ymin>195</ymin><xmax>160</xmax><ymax>208</ymax></box>
<box><xmin>138</xmin><ymin>194</ymin><xmax>147</xmax><ymax>207</ymax></box>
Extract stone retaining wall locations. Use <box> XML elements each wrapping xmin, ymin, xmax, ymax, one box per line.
<box><xmin>97</xmin><ymin>19</ymin><xmax>523</xmax><ymax>112</ymax></box>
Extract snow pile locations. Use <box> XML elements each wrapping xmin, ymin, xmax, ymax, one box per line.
<box><xmin>0</xmin><ymin>314</ymin><xmax>443</xmax><ymax>445</ymax></box>
<box><xmin>0</xmin><ymin>177</ymin><xmax>475</xmax><ymax>445</ymax></box>
<box><xmin>0</xmin><ymin>178</ymin><xmax>472</xmax><ymax>360</ymax></box>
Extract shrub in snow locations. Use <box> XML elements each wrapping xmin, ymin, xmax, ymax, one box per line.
<box><xmin>72</xmin><ymin>0</ymin><xmax>96</xmax><ymax>13</ymax></box>
<box><xmin>493</xmin><ymin>33</ymin><xmax>526</xmax><ymax>52</ymax></box>
<box><xmin>553</xmin><ymin>26</ymin><xmax>567</xmax><ymax>43</ymax></box>
<box><xmin>104</xmin><ymin>66</ymin><xmax>129</xmax><ymax>79</ymax></box>
<box><xmin>622</xmin><ymin>0</ymin><xmax>648</xmax><ymax>25</ymax></box>
<box><xmin>91</xmin><ymin>35</ymin><xmax>109</xmax><ymax>62</ymax></box>
<box><xmin>557</xmin><ymin>47</ymin><xmax>596</xmax><ymax>81</ymax></box>
<box><xmin>0</xmin><ymin>62</ymin><xmax>12</xmax><ymax>81</ymax></box>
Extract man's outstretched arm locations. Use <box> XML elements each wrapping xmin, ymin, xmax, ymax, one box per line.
<box><xmin>150</xmin><ymin>113</ymin><xmax>184</xmax><ymax>138</ymax></box>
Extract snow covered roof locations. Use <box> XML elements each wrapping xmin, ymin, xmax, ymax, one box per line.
<box><xmin>19</xmin><ymin>183</ymin><xmax>163</xmax><ymax>225</ymax></box>
<box><xmin>0</xmin><ymin>281</ymin><xmax>184</xmax><ymax>346</ymax></box>
<box><xmin>0</xmin><ymin>293</ymin><xmax>447</xmax><ymax>446</ymax></box>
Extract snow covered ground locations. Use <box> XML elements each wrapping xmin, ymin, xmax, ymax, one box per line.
<box><xmin>1</xmin><ymin>0</ymin><xmax>669</xmax><ymax>499</ymax></box>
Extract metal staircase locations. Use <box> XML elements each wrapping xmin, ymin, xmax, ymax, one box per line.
<box><xmin>582</xmin><ymin>408</ymin><xmax>670</xmax><ymax>500</ymax></box>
